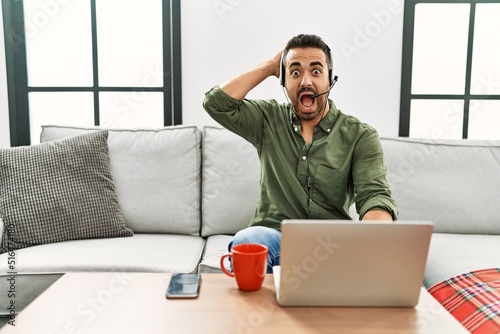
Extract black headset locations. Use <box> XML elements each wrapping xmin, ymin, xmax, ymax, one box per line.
<box><xmin>279</xmin><ymin>46</ymin><xmax>335</xmax><ymax>87</ymax></box>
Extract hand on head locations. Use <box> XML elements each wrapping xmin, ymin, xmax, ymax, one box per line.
<box><xmin>270</xmin><ymin>48</ymin><xmax>285</xmax><ymax>78</ymax></box>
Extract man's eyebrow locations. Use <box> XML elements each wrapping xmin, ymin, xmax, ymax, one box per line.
<box><xmin>310</xmin><ymin>61</ymin><xmax>324</xmax><ymax>67</ymax></box>
<box><xmin>288</xmin><ymin>61</ymin><xmax>325</xmax><ymax>68</ymax></box>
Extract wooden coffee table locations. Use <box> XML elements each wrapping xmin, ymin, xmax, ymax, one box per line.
<box><xmin>0</xmin><ymin>273</ymin><xmax>468</xmax><ymax>333</ymax></box>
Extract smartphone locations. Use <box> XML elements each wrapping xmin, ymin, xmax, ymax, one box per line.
<box><xmin>165</xmin><ymin>273</ymin><xmax>201</xmax><ymax>299</ymax></box>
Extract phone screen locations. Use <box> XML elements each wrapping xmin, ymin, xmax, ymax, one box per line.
<box><xmin>166</xmin><ymin>273</ymin><xmax>201</xmax><ymax>299</ymax></box>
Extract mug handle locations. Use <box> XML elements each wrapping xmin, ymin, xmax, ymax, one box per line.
<box><xmin>220</xmin><ymin>253</ymin><xmax>234</xmax><ymax>277</ymax></box>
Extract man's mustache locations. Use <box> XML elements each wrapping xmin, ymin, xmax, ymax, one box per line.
<box><xmin>297</xmin><ymin>87</ymin><xmax>316</xmax><ymax>95</ymax></box>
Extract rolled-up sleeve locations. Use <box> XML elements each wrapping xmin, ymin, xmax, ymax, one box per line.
<box><xmin>352</xmin><ymin>130</ymin><xmax>398</xmax><ymax>220</ymax></box>
<box><xmin>203</xmin><ymin>86</ymin><xmax>270</xmax><ymax>146</ymax></box>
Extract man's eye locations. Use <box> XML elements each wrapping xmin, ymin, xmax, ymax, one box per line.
<box><xmin>292</xmin><ymin>70</ymin><xmax>300</xmax><ymax>76</ymax></box>
<box><xmin>313</xmin><ymin>69</ymin><xmax>321</xmax><ymax>75</ymax></box>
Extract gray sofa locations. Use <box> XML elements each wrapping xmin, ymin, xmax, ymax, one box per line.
<box><xmin>381</xmin><ymin>137</ymin><xmax>500</xmax><ymax>288</ymax></box>
<box><xmin>1</xmin><ymin>124</ymin><xmax>499</xmax><ymax>319</ymax></box>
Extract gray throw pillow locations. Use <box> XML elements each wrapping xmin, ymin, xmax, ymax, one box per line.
<box><xmin>0</xmin><ymin>131</ymin><xmax>133</xmax><ymax>253</ymax></box>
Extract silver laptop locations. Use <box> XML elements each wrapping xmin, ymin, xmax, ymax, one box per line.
<box><xmin>273</xmin><ymin>220</ymin><xmax>433</xmax><ymax>307</ymax></box>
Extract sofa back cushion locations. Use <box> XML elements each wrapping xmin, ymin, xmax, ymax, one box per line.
<box><xmin>41</xmin><ymin>125</ymin><xmax>201</xmax><ymax>235</ymax></box>
<box><xmin>201</xmin><ymin>127</ymin><xmax>260</xmax><ymax>236</ymax></box>
<box><xmin>381</xmin><ymin>137</ymin><xmax>500</xmax><ymax>234</ymax></box>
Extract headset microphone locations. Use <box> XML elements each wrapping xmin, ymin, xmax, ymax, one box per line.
<box><xmin>310</xmin><ymin>75</ymin><xmax>338</xmax><ymax>99</ymax></box>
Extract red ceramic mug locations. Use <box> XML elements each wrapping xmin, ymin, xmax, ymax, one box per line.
<box><xmin>220</xmin><ymin>243</ymin><xmax>268</xmax><ymax>291</ymax></box>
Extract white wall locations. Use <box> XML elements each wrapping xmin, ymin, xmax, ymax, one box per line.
<box><xmin>181</xmin><ymin>0</ymin><xmax>404</xmax><ymax>137</ymax></box>
<box><xmin>0</xmin><ymin>4</ymin><xmax>10</xmax><ymax>148</ymax></box>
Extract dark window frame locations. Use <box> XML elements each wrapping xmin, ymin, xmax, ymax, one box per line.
<box><xmin>400</xmin><ymin>0</ymin><xmax>500</xmax><ymax>138</ymax></box>
<box><xmin>2</xmin><ymin>0</ymin><xmax>182</xmax><ymax>146</ymax></box>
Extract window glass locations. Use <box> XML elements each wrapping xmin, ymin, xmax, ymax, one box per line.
<box><xmin>468</xmin><ymin>100</ymin><xmax>500</xmax><ymax>140</ymax></box>
<box><xmin>411</xmin><ymin>4</ymin><xmax>470</xmax><ymax>95</ymax></box>
<box><xmin>24</xmin><ymin>0</ymin><xmax>93</xmax><ymax>87</ymax></box>
<box><xmin>99</xmin><ymin>92</ymin><xmax>164</xmax><ymax>127</ymax></box>
<box><xmin>470</xmin><ymin>4</ymin><xmax>500</xmax><ymax>95</ymax></box>
<box><xmin>409</xmin><ymin>99</ymin><xmax>464</xmax><ymax>139</ymax></box>
<box><xmin>29</xmin><ymin>92</ymin><xmax>95</xmax><ymax>144</ymax></box>
<box><xmin>96</xmin><ymin>0</ymin><xmax>163</xmax><ymax>87</ymax></box>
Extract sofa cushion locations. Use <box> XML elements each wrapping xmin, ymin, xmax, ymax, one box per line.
<box><xmin>0</xmin><ymin>131</ymin><xmax>133</xmax><ymax>253</ymax></box>
<box><xmin>201</xmin><ymin>127</ymin><xmax>260</xmax><ymax>236</ymax></box>
<box><xmin>198</xmin><ymin>234</ymin><xmax>233</xmax><ymax>273</ymax></box>
<box><xmin>0</xmin><ymin>234</ymin><xmax>204</xmax><ymax>274</ymax></box>
<box><xmin>381</xmin><ymin>137</ymin><xmax>500</xmax><ymax>234</ymax></box>
<box><xmin>40</xmin><ymin>125</ymin><xmax>201</xmax><ymax>235</ymax></box>
<box><xmin>423</xmin><ymin>233</ymin><xmax>500</xmax><ymax>288</ymax></box>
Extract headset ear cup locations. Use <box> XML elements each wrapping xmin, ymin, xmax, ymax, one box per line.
<box><xmin>280</xmin><ymin>53</ymin><xmax>285</xmax><ymax>87</ymax></box>
<box><xmin>329</xmin><ymin>69</ymin><xmax>333</xmax><ymax>86</ymax></box>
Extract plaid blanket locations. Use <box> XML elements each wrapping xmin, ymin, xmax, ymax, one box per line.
<box><xmin>428</xmin><ymin>268</ymin><xmax>500</xmax><ymax>334</ymax></box>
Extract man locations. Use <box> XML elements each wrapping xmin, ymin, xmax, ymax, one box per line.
<box><xmin>203</xmin><ymin>34</ymin><xmax>398</xmax><ymax>272</ymax></box>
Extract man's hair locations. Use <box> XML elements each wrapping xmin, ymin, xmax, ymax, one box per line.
<box><xmin>283</xmin><ymin>34</ymin><xmax>332</xmax><ymax>69</ymax></box>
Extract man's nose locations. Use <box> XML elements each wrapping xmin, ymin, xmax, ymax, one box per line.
<box><xmin>300</xmin><ymin>73</ymin><xmax>313</xmax><ymax>87</ymax></box>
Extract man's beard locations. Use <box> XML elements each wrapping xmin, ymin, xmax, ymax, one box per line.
<box><xmin>291</xmin><ymin>90</ymin><xmax>327</xmax><ymax>121</ymax></box>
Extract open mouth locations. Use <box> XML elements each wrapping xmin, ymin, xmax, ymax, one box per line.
<box><xmin>299</xmin><ymin>93</ymin><xmax>315</xmax><ymax>111</ymax></box>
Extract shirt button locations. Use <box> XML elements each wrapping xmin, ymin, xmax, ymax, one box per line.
<box><xmin>302</xmin><ymin>156</ymin><xmax>307</xmax><ymax>160</ymax></box>
<box><xmin>294</xmin><ymin>127</ymin><xmax>298</xmax><ymax>132</ymax></box>
<box><xmin>327</xmin><ymin>129</ymin><xmax>331</xmax><ymax>132</ymax></box>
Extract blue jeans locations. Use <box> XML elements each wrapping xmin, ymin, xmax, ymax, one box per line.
<box><xmin>228</xmin><ymin>226</ymin><xmax>281</xmax><ymax>273</ymax></box>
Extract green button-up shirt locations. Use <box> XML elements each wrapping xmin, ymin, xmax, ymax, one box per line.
<box><xmin>203</xmin><ymin>86</ymin><xmax>398</xmax><ymax>230</ymax></box>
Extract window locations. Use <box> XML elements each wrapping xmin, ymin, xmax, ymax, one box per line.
<box><xmin>2</xmin><ymin>0</ymin><xmax>181</xmax><ymax>146</ymax></box>
<box><xmin>400</xmin><ymin>0</ymin><xmax>500</xmax><ymax>139</ymax></box>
